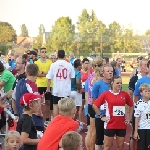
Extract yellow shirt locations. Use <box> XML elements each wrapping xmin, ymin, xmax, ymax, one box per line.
<box><xmin>34</xmin><ymin>59</ymin><xmax>52</xmax><ymax>87</ymax></box>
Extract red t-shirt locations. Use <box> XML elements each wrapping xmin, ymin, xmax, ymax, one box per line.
<box><xmin>37</xmin><ymin>115</ymin><xmax>78</xmax><ymax>150</ymax></box>
<box><xmin>94</xmin><ymin>90</ymin><xmax>133</xmax><ymax>129</ymax></box>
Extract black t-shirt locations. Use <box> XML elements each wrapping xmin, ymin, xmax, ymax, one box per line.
<box><xmin>128</xmin><ymin>75</ymin><xmax>138</xmax><ymax>91</ymax></box>
<box><xmin>16</xmin><ymin>114</ymin><xmax>37</xmax><ymax>150</ymax></box>
<box><xmin>12</xmin><ymin>72</ymin><xmax>26</xmax><ymax>90</ymax></box>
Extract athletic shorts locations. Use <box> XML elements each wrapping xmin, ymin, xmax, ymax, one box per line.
<box><xmin>70</xmin><ymin>91</ymin><xmax>82</xmax><ymax>106</ymax></box>
<box><xmin>38</xmin><ymin>87</ymin><xmax>53</xmax><ymax>110</ymax></box>
<box><xmin>132</xmin><ymin>110</ymin><xmax>135</xmax><ymax>137</ymax></box>
<box><xmin>104</xmin><ymin>129</ymin><xmax>126</xmax><ymax>137</ymax></box>
<box><xmin>88</xmin><ymin>104</ymin><xmax>95</xmax><ymax>118</ymax></box>
<box><xmin>82</xmin><ymin>92</ymin><xmax>85</xmax><ymax>100</ymax></box>
<box><xmin>53</xmin><ymin>96</ymin><xmax>69</xmax><ymax>104</ymax></box>
<box><xmin>38</xmin><ymin>87</ymin><xmax>51</xmax><ymax>100</ymax></box>
<box><xmin>95</xmin><ymin>118</ymin><xmax>104</xmax><ymax>145</ymax></box>
<box><xmin>87</xmin><ymin>115</ymin><xmax>90</xmax><ymax>126</ymax></box>
<box><xmin>137</xmin><ymin>129</ymin><xmax>150</xmax><ymax>150</ymax></box>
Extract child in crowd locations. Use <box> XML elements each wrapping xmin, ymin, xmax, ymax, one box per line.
<box><xmin>5</xmin><ymin>131</ymin><xmax>21</xmax><ymax>150</ymax></box>
<box><xmin>37</xmin><ymin>98</ymin><xmax>79</xmax><ymax>150</ymax></box>
<box><xmin>16</xmin><ymin>93</ymin><xmax>42</xmax><ymax>150</ymax></box>
<box><xmin>134</xmin><ymin>84</ymin><xmax>150</xmax><ymax>150</ymax></box>
<box><xmin>61</xmin><ymin>131</ymin><xmax>83</xmax><ymax>150</ymax></box>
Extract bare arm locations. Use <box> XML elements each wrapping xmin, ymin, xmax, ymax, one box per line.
<box><xmin>46</xmin><ymin>79</ymin><xmax>51</xmax><ymax>92</ymax></box>
<box><xmin>21</xmin><ymin>132</ymin><xmax>40</xmax><ymax>145</ymax></box>
<box><xmin>127</xmin><ymin>106</ymin><xmax>134</xmax><ymax>121</ymax></box>
<box><xmin>92</xmin><ymin>104</ymin><xmax>101</xmax><ymax>116</ymax></box>
<box><xmin>134</xmin><ymin>95</ymin><xmax>140</xmax><ymax>103</ymax></box>
<box><xmin>12</xmin><ymin>100</ymin><xmax>18</xmax><ymax>115</ymax></box>
<box><xmin>128</xmin><ymin>90</ymin><xmax>133</xmax><ymax>99</ymax></box>
<box><xmin>76</xmin><ymin>79</ymin><xmax>81</xmax><ymax>93</ymax></box>
<box><xmin>85</xmin><ymin>92</ymin><xmax>88</xmax><ymax>105</ymax></box>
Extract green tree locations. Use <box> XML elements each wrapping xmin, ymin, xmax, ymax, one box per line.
<box><xmin>20</xmin><ymin>24</ymin><xmax>29</xmax><ymax>37</ymax></box>
<box><xmin>32</xmin><ymin>24</ymin><xmax>45</xmax><ymax>49</ymax></box>
<box><xmin>0</xmin><ymin>22</ymin><xmax>17</xmax><ymax>42</ymax></box>
<box><xmin>38</xmin><ymin>24</ymin><xmax>45</xmax><ymax>36</ymax></box>
<box><xmin>46</xmin><ymin>16</ymin><xmax>75</xmax><ymax>53</ymax></box>
<box><xmin>145</xmin><ymin>29</ymin><xmax>150</xmax><ymax>36</ymax></box>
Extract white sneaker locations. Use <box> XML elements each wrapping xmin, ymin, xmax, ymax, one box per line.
<box><xmin>77</xmin><ymin>124</ymin><xmax>83</xmax><ymax>132</ymax></box>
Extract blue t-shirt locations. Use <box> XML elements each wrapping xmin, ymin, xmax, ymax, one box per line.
<box><xmin>70</xmin><ymin>58</ymin><xmax>75</xmax><ymax>66</ymax></box>
<box><xmin>71</xmin><ymin>69</ymin><xmax>81</xmax><ymax>91</ymax></box>
<box><xmin>85</xmin><ymin>80</ymin><xmax>88</xmax><ymax>92</ymax></box>
<box><xmin>9</xmin><ymin>59</ymin><xmax>15</xmax><ymax>70</ymax></box>
<box><xmin>134</xmin><ymin>76</ymin><xmax>150</xmax><ymax>97</ymax></box>
<box><xmin>92</xmin><ymin>79</ymin><xmax>110</xmax><ymax>117</ymax></box>
<box><xmin>115</xmin><ymin>68</ymin><xmax>121</xmax><ymax>76</ymax></box>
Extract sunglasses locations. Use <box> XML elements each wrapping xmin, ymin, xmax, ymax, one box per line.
<box><xmin>41</xmin><ymin>51</ymin><xmax>47</xmax><ymax>53</ymax></box>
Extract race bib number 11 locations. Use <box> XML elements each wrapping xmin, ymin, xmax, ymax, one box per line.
<box><xmin>113</xmin><ymin>106</ymin><xmax>125</xmax><ymax>116</ymax></box>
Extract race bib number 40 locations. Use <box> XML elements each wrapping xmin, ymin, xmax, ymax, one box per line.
<box><xmin>113</xmin><ymin>106</ymin><xmax>125</xmax><ymax>116</ymax></box>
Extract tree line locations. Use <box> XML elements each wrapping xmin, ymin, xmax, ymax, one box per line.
<box><xmin>0</xmin><ymin>9</ymin><xmax>149</xmax><ymax>56</ymax></box>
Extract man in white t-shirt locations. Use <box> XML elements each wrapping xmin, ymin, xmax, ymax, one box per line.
<box><xmin>46</xmin><ymin>50</ymin><xmax>75</xmax><ymax>117</ymax></box>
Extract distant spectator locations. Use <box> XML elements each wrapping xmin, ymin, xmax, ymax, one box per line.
<box><xmin>70</xmin><ymin>52</ymin><xmax>75</xmax><ymax>66</ymax></box>
<box><xmin>110</xmin><ymin>61</ymin><xmax>117</xmax><ymax>76</ymax></box>
<box><xmin>103</xmin><ymin>57</ymin><xmax>109</xmax><ymax>65</ymax></box>
<box><xmin>91</xmin><ymin>53</ymin><xmax>97</xmax><ymax>59</ymax></box>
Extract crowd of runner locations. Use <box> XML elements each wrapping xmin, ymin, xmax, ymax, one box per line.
<box><xmin>0</xmin><ymin>48</ymin><xmax>149</xmax><ymax>150</ymax></box>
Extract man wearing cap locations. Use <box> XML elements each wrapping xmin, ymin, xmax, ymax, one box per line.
<box><xmin>91</xmin><ymin>53</ymin><xmax>97</xmax><ymax>59</ymax></box>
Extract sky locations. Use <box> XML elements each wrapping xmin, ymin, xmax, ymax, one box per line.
<box><xmin>0</xmin><ymin>0</ymin><xmax>150</xmax><ymax>37</ymax></box>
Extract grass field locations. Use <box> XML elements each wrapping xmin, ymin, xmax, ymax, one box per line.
<box><xmin>122</xmin><ymin>76</ymin><xmax>130</xmax><ymax>92</ymax></box>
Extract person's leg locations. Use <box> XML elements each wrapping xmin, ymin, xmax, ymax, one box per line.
<box><xmin>137</xmin><ymin>129</ymin><xmax>145</xmax><ymax>150</ymax></box>
<box><xmin>38</xmin><ymin>87</ymin><xmax>50</xmax><ymax>121</ymax></box>
<box><xmin>103</xmin><ymin>129</ymin><xmax>114</xmax><ymax>150</ymax></box>
<box><xmin>50</xmin><ymin>94</ymin><xmax>53</xmax><ymax>120</ymax></box>
<box><xmin>95</xmin><ymin>118</ymin><xmax>104</xmax><ymax>150</ymax></box>
<box><xmin>130</xmin><ymin>111</ymin><xmax>136</xmax><ymax>150</ymax></box>
<box><xmin>45</xmin><ymin>90</ymin><xmax>51</xmax><ymax>121</ymax></box>
<box><xmin>53</xmin><ymin>96</ymin><xmax>59</xmax><ymax>117</ymax></box>
<box><xmin>146</xmin><ymin>129</ymin><xmax>150</xmax><ymax>150</ymax></box>
<box><xmin>85</xmin><ymin>115</ymin><xmax>90</xmax><ymax>150</ymax></box>
<box><xmin>116</xmin><ymin>129</ymin><xmax>126</xmax><ymax>150</ymax></box>
<box><xmin>79</xmin><ymin>92</ymin><xmax>85</xmax><ymax>130</ymax></box>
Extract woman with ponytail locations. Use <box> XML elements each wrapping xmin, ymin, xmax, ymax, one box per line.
<box><xmin>85</xmin><ymin>58</ymin><xmax>103</xmax><ymax>150</ymax></box>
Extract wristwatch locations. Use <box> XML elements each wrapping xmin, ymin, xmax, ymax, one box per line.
<box><xmin>98</xmin><ymin>114</ymin><xmax>103</xmax><ymax>119</ymax></box>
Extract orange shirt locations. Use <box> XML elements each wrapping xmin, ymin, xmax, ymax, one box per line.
<box><xmin>37</xmin><ymin>115</ymin><xmax>78</xmax><ymax>150</ymax></box>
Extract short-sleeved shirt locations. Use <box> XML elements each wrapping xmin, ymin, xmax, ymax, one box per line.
<box><xmin>1</xmin><ymin>69</ymin><xmax>16</xmax><ymax>92</ymax></box>
<box><xmin>16</xmin><ymin>114</ymin><xmax>37</xmax><ymax>150</ymax></box>
<box><xmin>134</xmin><ymin>99</ymin><xmax>150</xmax><ymax>129</ymax></box>
<box><xmin>85</xmin><ymin>73</ymin><xmax>95</xmax><ymax>105</ymax></box>
<box><xmin>46</xmin><ymin>60</ymin><xmax>75</xmax><ymax>97</ymax></box>
<box><xmin>94</xmin><ymin>90</ymin><xmax>133</xmax><ymax>129</ymax></box>
<box><xmin>134</xmin><ymin>76</ymin><xmax>150</xmax><ymax>97</ymax></box>
<box><xmin>92</xmin><ymin>79</ymin><xmax>110</xmax><ymax>117</ymax></box>
<box><xmin>34</xmin><ymin>59</ymin><xmax>52</xmax><ymax>87</ymax></box>
<box><xmin>37</xmin><ymin>115</ymin><xmax>78</xmax><ymax>150</ymax></box>
<box><xmin>71</xmin><ymin>69</ymin><xmax>81</xmax><ymax>91</ymax></box>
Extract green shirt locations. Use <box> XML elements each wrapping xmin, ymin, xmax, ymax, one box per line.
<box><xmin>1</xmin><ymin>69</ymin><xmax>16</xmax><ymax>92</ymax></box>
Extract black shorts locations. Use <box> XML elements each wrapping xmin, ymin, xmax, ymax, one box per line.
<box><xmin>38</xmin><ymin>87</ymin><xmax>51</xmax><ymax>100</ymax></box>
<box><xmin>95</xmin><ymin>118</ymin><xmax>104</xmax><ymax>145</ymax></box>
<box><xmin>104</xmin><ymin>129</ymin><xmax>126</xmax><ymax>137</ymax></box>
<box><xmin>132</xmin><ymin>110</ymin><xmax>135</xmax><ymax>136</ymax></box>
<box><xmin>87</xmin><ymin>115</ymin><xmax>90</xmax><ymax>126</ymax></box>
<box><xmin>137</xmin><ymin>129</ymin><xmax>150</xmax><ymax>150</ymax></box>
<box><xmin>38</xmin><ymin>87</ymin><xmax>53</xmax><ymax>110</ymax></box>
<box><xmin>82</xmin><ymin>92</ymin><xmax>85</xmax><ymax>99</ymax></box>
<box><xmin>53</xmin><ymin>96</ymin><xmax>69</xmax><ymax>104</ymax></box>
<box><xmin>88</xmin><ymin>104</ymin><xmax>95</xmax><ymax>118</ymax></box>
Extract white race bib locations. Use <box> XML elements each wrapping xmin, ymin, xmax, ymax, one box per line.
<box><xmin>113</xmin><ymin>106</ymin><xmax>125</xmax><ymax>116</ymax></box>
<box><xmin>82</xmin><ymin>82</ymin><xmax>85</xmax><ymax>89</ymax></box>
